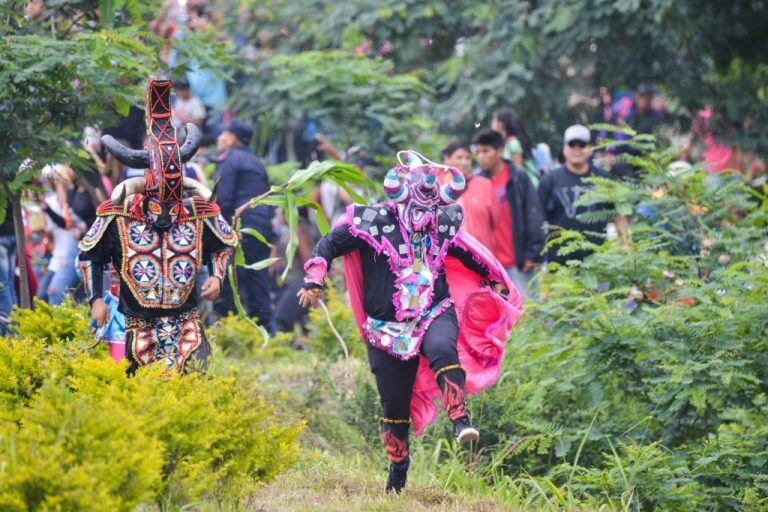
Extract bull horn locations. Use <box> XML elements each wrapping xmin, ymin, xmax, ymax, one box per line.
<box><xmin>439</xmin><ymin>166</ymin><xmax>466</xmax><ymax>205</ymax></box>
<box><xmin>182</xmin><ymin>177</ymin><xmax>213</xmax><ymax>201</ymax></box>
<box><xmin>101</xmin><ymin>135</ymin><xmax>150</xmax><ymax>168</ymax></box>
<box><xmin>383</xmin><ymin>166</ymin><xmax>409</xmax><ymax>203</ymax></box>
<box><xmin>209</xmin><ymin>177</ymin><xmax>220</xmax><ymax>203</ymax></box>
<box><xmin>178</xmin><ymin>123</ymin><xmax>202</xmax><ymax>162</ymax></box>
<box><xmin>115</xmin><ymin>185</ymin><xmax>127</xmax><ymax>208</ymax></box>
<box><xmin>111</xmin><ymin>177</ymin><xmax>147</xmax><ymax>203</ymax></box>
<box><xmin>421</xmin><ymin>165</ymin><xmax>437</xmax><ymax>189</ymax></box>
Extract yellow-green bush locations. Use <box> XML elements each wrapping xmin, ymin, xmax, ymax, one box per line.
<box><xmin>208</xmin><ymin>314</ymin><xmax>297</xmax><ymax>359</ymax></box>
<box><xmin>0</xmin><ymin>334</ymin><xmax>303</xmax><ymax>510</ymax></box>
<box><xmin>11</xmin><ymin>297</ymin><xmax>90</xmax><ymax>345</ymax></box>
<box><xmin>0</xmin><ymin>336</ymin><xmax>69</xmax><ymax>422</ymax></box>
<box><xmin>208</xmin><ymin>313</ymin><xmax>265</xmax><ymax>356</ymax></box>
<box><xmin>0</xmin><ymin>373</ymin><xmax>164</xmax><ymax>512</ymax></box>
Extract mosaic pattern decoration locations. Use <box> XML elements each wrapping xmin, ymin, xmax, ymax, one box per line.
<box><xmin>128</xmin><ymin>223</ymin><xmax>159</xmax><ymax>250</ymax></box>
<box><xmin>78</xmin><ymin>260</ymin><xmax>96</xmax><ymax>302</ymax></box>
<box><xmin>364</xmin><ymin>297</ymin><xmax>452</xmax><ymax>359</ymax></box>
<box><xmin>146</xmin><ymin>79</ymin><xmax>184</xmax><ymax>205</ymax></box>
<box><xmin>211</xmin><ymin>247</ymin><xmax>232</xmax><ymax>282</ymax></box>
<box><xmin>347</xmin><ymin>203</ymin><xmax>464</xmax><ymax>269</ymax></box>
<box><xmin>126</xmin><ymin>310</ymin><xmax>202</xmax><ymax>372</ymax></box>
<box><xmin>78</xmin><ymin>215</ymin><xmax>114</xmax><ymax>252</ymax></box>
<box><xmin>204</xmin><ymin>214</ymin><xmax>238</xmax><ymax>246</ymax></box>
<box><xmin>394</xmin><ymin>256</ymin><xmax>434</xmax><ymax>321</ymax></box>
<box><xmin>117</xmin><ymin>217</ymin><xmax>203</xmax><ymax>308</ymax></box>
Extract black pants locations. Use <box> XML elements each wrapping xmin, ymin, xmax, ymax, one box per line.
<box><xmin>367</xmin><ymin>306</ymin><xmax>468</xmax><ymax>461</ymax></box>
<box><xmin>214</xmin><ymin>233</ymin><xmax>273</xmax><ymax>327</ymax></box>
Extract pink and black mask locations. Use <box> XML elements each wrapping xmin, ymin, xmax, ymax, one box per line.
<box><xmin>384</xmin><ymin>151</ymin><xmax>466</xmax><ymax>233</ymax></box>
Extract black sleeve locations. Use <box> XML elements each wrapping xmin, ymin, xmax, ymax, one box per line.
<box><xmin>202</xmin><ymin>224</ymin><xmax>234</xmax><ymax>282</ymax></box>
<box><xmin>538</xmin><ymin>172</ymin><xmax>554</xmax><ymax>222</ymax></box>
<box><xmin>77</xmin><ymin>222</ymin><xmax>115</xmax><ymax>304</ymax></box>
<box><xmin>310</xmin><ymin>223</ymin><xmax>366</xmax><ymax>267</ymax></box>
<box><xmin>44</xmin><ymin>205</ymin><xmax>67</xmax><ymax>229</ymax></box>
<box><xmin>214</xmin><ymin>159</ymin><xmax>238</xmax><ymax>221</ymax></box>
<box><xmin>520</xmin><ymin>174</ymin><xmax>546</xmax><ymax>262</ymax></box>
<box><xmin>447</xmin><ymin>244</ymin><xmax>489</xmax><ymax>278</ymax></box>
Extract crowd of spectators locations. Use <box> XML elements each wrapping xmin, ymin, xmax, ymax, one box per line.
<box><xmin>5</xmin><ymin>0</ymin><xmax>764</xmax><ymax>339</ymax></box>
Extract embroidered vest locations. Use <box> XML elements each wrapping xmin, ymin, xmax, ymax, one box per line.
<box><xmin>117</xmin><ymin>217</ymin><xmax>203</xmax><ymax>308</ymax></box>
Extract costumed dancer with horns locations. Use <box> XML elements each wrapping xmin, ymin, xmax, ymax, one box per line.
<box><xmin>298</xmin><ymin>151</ymin><xmax>523</xmax><ymax>492</ymax></box>
<box><xmin>78</xmin><ymin>79</ymin><xmax>237</xmax><ymax>373</ymax></box>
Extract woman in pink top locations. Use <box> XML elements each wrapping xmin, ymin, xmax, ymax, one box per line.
<box><xmin>441</xmin><ymin>141</ymin><xmax>498</xmax><ymax>249</ymax></box>
<box><xmin>688</xmin><ymin>107</ymin><xmax>743</xmax><ymax>173</ymax></box>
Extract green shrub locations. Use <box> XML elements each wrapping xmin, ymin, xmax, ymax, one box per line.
<box><xmin>0</xmin><ymin>334</ymin><xmax>303</xmax><ymax>510</ymax></box>
<box><xmin>447</xmin><ymin>140</ymin><xmax>768</xmax><ymax>509</ymax></box>
<box><xmin>342</xmin><ymin>372</ymin><xmax>381</xmax><ymax>447</ymax></box>
<box><xmin>207</xmin><ymin>313</ymin><xmax>266</xmax><ymax>356</ymax></box>
<box><xmin>306</xmin><ymin>283</ymin><xmax>365</xmax><ymax>360</ymax></box>
<box><xmin>207</xmin><ymin>314</ymin><xmax>297</xmax><ymax>360</ymax></box>
<box><xmin>557</xmin><ymin>442</ymin><xmax>706</xmax><ymax>511</ymax></box>
<box><xmin>11</xmin><ymin>297</ymin><xmax>90</xmax><ymax>345</ymax></box>
<box><xmin>0</xmin><ymin>336</ymin><xmax>71</xmax><ymax>422</ymax></box>
<box><xmin>0</xmin><ymin>371</ymin><xmax>164</xmax><ymax>512</ymax></box>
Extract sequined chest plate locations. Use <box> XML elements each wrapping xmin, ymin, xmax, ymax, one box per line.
<box><xmin>117</xmin><ymin>218</ymin><xmax>203</xmax><ymax>308</ymax></box>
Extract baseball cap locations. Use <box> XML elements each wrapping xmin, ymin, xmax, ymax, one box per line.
<box><xmin>563</xmin><ymin>124</ymin><xmax>591</xmax><ymax>144</ymax></box>
<box><xmin>223</xmin><ymin>119</ymin><xmax>253</xmax><ymax>146</ymax></box>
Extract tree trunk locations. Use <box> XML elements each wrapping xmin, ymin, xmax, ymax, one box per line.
<box><xmin>11</xmin><ymin>193</ymin><xmax>31</xmax><ymax>309</ymax></box>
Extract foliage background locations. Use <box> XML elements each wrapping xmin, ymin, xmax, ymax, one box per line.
<box><xmin>218</xmin><ymin>0</ymin><xmax>768</xmax><ymax>152</ymax></box>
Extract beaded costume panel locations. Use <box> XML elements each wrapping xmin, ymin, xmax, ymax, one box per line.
<box><xmin>78</xmin><ymin>215</ymin><xmax>115</xmax><ymax>252</ymax></box>
<box><xmin>126</xmin><ymin>310</ymin><xmax>203</xmax><ymax>372</ymax></box>
<box><xmin>204</xmin><ymin>214</ymin><xmax>239</xmax><ymax>247</ymax></box>
<box><xmin>116</xmin><ymin>217</ymin><xmax>203</xmax><ymax>308</ymax></box>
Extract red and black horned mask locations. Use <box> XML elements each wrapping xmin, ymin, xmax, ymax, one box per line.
<box><xmin>101</xmin><ymin>78</ymin><xmax>213</xmax><ymax>228</ymax></box>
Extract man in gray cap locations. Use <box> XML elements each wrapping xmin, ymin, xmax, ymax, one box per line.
<box><xmin>538</xmin><ymin>124</ymin><xmax>613</xmax><ymax>265</ymax></box>
<box><xmin>213</xmin><ymin>119</ymin><xmax>274</xmax><ymax>326</ymax></box>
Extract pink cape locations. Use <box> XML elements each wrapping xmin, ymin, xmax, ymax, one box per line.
<box><xmin>342</xmin><ymin>231</ymin><xmax>524</xmax><ymax>436</ymax></box>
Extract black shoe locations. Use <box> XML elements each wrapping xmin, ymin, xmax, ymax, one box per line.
<box><xmin>452</xmin><ymin>416</ymin><xmax>479</xmax><ymax>443</ymax></box>
<box><xmin>385</xmin><ymin>456</ymin><xmax>410</xmax><ymax>493</ymax></box>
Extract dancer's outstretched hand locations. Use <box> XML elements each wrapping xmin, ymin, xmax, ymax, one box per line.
<box><xmin>297</xmin><ymin>287</ymin><xmax>322</xmax><ymax>308</ymax></box>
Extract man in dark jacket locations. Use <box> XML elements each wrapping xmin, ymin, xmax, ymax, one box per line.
<box><xmin>539</xmin><ymin>124</ymin><xmax>613</xmax><ymax>265</ymax></box>
<box><xmin>473</xmin><ymin>129</ymin><xmax>544</xmax><ymax>295</ymax></box>
<box><xmin>212</xmin><ymin>120</ymin><xmax>274</xmax><ymax>326</ymax></box>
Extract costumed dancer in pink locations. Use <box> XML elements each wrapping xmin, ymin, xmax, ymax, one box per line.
<box><xmin>298</xmin><ymin>151</ymin><xmax>523</xmax><ymax>492</ymax></box>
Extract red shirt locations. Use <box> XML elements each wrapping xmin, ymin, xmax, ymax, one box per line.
<box><xmin>490</xmin><ymin>163</ymin><xmax>516</xmax><ymax>268</ymax></box>
<box><xmin>457</xmin><ymin>175</ymin><xmax>496</xmax><ymax>250</ymax></box>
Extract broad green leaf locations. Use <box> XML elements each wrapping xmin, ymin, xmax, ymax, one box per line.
<box><xmin>293</xmin><ymin>197</ymin><xmax>330</xmax><ymax>235</ymax></box>
<box><xmin>114</xmin><ymin>94</ymin><xmax>131</xmax><ymax>117</ymax></box>
<box><xmin>227</xmin><ymin>264</ymin><xmax>247</xmax><ymax>317</ymax></box>
<box><xmin>281</xmin><ymin>190</ymin><xmax>298</xmax><ymax>283</ymax></box>
<box><xmin>240</xmin><ymin>227</ymin><xmax>274</xmax><ymax>248</ymax></box>
<box><xmin>243</xmin><ymin>257</ymin><xmax>281</xmax><ymax>271</ymax></box>
<box><xmin>329</xmin><ymin>176</ymin><xmax>367</xmax><ymax>205</ymax></box>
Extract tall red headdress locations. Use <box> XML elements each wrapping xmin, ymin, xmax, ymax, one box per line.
<box><xmin>100</xmin><ymin>77</ymin><xmax>204</xmax><ymax>219</ymax></box>
<box><xmin>144</xmin><ymin>79</ymin><xmax>183</xmax><ymax>205</ymax></box>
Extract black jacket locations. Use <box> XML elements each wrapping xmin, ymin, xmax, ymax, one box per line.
<box><xmin>483</xmin><ymin>161</ymin><xmax>545</xmax><ymax>270</ymax></box>
<box><xmin>213</xmin><ymin>147</ymin><xmax>273</xmax><ymax>237</ymax></box>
